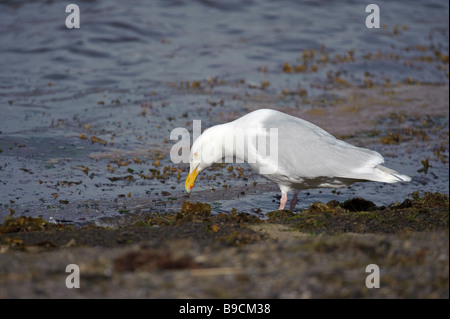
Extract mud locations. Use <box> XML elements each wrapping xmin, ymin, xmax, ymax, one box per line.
<box><xmin>0</xmin><ymin>192</ymin><xmax>448</xmax><ymax>298</ymax></box>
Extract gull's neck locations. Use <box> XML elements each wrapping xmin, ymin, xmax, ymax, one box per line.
<box><xmin>196</xmin><ymin>123</ymin><xmax>242</xmax><ymax>166</ymax></box>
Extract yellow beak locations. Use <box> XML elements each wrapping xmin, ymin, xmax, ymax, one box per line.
<box><xmin>185</xmin><ymin>167</ymin><xmax>199</xmax><ymax>193</ymax></box>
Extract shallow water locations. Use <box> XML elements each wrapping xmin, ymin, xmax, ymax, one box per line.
<box><xmin>0</xmin><ymin>0</ymin><xmax>448</xmax><ymax>225</ymax></box>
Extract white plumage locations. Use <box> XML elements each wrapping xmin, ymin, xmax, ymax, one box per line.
<box><xmin>185</xmin><ymin>109</ymin><xmax>411</xmax><ymax>211</ymax></box>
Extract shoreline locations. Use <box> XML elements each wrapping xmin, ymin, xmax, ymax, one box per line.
<box><xmin>1</xmin><ymin>192</ymin><xmax>448</xmax><ymax>298</ymax></box>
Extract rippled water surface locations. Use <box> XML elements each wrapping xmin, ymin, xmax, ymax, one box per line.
<box><xmin>0</xmin><ymin>0</ymin><xmax>448</xmax><ymax>225</ymax></box>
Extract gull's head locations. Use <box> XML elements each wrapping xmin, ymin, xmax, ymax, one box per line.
<box><xmin>184</xmin><ymin>133</ymin><xmax>207</xmax><ymax>193</ymax></box>
<box><xmin>185</xmin><ymin>125</ymin><xmax>225</xmax><ymax>193</ymax></box>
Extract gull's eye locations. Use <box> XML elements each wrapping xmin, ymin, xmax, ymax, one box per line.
<box><xmin>193</xmin><ymin>152</ymin><xmax>199</xmax><ymax>158</ymax></box>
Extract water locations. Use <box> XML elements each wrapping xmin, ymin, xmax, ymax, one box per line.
<box><xmin>0</xmin><ymin>0</ymin><xmax>448</xmax><ymax>225</ymax></box>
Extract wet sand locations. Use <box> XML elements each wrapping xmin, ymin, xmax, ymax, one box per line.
<box><xmin>0</xmin><ymin>192</ymin><xmax>448</xmax><ymax>298</ymax></box>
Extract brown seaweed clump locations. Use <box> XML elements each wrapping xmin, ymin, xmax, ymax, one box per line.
<box><xmin>181</xmin><ymin>201</ymin><xmax>211</xmax><ymax>216</ymax></box>
<box><xmin>0</xmin><ymin>216</ymin><xmax>71</xmax><ymax>234</ymax></box>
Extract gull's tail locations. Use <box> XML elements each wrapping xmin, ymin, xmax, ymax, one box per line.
<box><xmin>371</xmin><ymin>165</ymin><xmax>412</xmax><ymax>183</ymax></box>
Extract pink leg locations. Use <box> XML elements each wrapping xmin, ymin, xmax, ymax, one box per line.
<box><xmin>279</xmin><ymin>193</ymin><xmax>288</xmax><ymax>210</ymax></box>
<box><xmin>289</xmin><ymin>190</ymin><xmax>299</xmax><ymax>212</ymax></box>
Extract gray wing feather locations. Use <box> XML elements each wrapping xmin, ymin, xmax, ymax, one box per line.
<box><xmin>244</xmin><ymin>110</ymin><xmax>385</xmax><ymax>181</ymax></box>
